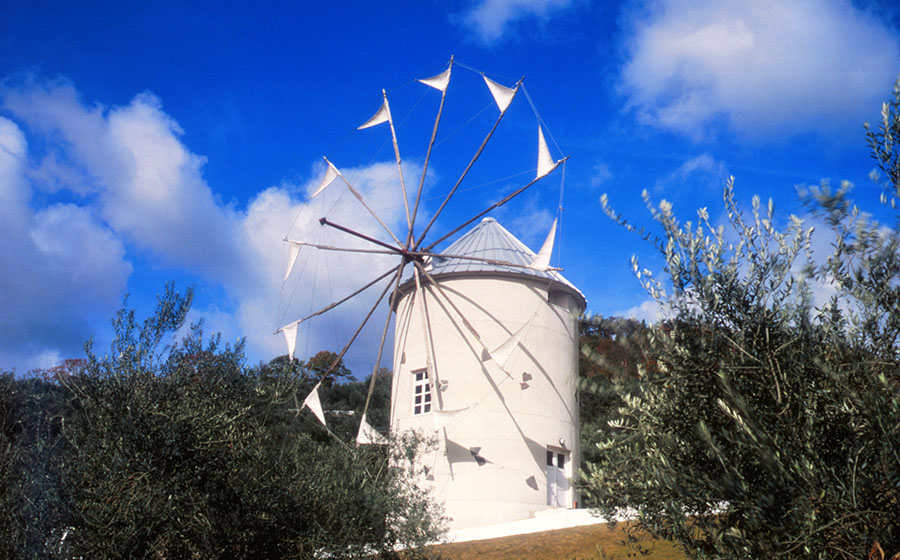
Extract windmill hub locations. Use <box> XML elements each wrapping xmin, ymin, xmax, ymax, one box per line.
<box><xmin>400</xmin><ymin>250</ymin><xmax>424</xmax><ymax>265</ymax></box>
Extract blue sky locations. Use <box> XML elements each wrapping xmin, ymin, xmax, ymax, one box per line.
<box><xmin>2</xmin><ymin>0</ymin><xmax>900</xmax><ymax>375</ymax></box>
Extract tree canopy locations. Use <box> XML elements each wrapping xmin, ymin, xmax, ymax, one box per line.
<box><xmin>0</xmin><ymin>284</ymin><xmax>442</xmax><ymax>559</ymax></box>
<box><xmin>583</xmin><ymin>77</ymin><xmax>900</xmax><ymax>559</ymax></box>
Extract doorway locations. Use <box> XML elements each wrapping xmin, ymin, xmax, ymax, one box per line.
<box><xmin>546</xmin><ymin>448</ymin><xmax>570</xmax><ymax>507</ymax></box>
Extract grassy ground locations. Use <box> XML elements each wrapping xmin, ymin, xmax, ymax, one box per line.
<box><xmin>430</xmin><ymin>522</ymin><xmax>689</xmax><ymax>560</ymax></box>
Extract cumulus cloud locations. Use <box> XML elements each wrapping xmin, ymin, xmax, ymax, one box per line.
<box><xmin>615</xmin><ymin>299</ymin><xmax>663</xmax><ymax>324</ymax></box>
<box><xmin>0</xmin><ymin>78</ymin><xmax>412</xmax><ymax>374</ymax></box>
<box><xmin>237</xmin><ymin>161</ymin><xmax>413</xmax><ymax>371</ymax></box>
<box><xmin>619</xmin><ymin>0</ymin><xmax>900</xmax><ymax>139</ymax></box>
<box><xmin>4</xmin><ymin>83</ymin><xmax>241</xmax><ymax>276</ymax></box>
<box><xmin>459</xmin><ymin>0</ymin><xmax>574</xmax><ymax>43</ymax></box>
<box><xmin>0</xmin><ymin>116</ymin><xmax>131</xmax><ymax>371</ymax></box>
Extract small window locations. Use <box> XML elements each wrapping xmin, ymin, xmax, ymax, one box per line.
<box><xmin>548</xmin><ymin>289</ymin><xmax>573</xmax><ymax>312</ymax></box>
<box><xmin>413</xmin><ymin>369</ymin><xmax>432</xmax><ymax>415</ymax></box>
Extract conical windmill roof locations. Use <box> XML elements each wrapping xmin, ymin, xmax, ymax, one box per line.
<box><xmin>405</xmin><ymin>217</ymin><xmax>585</xmax><ymax>306</ymax></box>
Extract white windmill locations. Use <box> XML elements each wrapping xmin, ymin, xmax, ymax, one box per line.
<box><xmin>278</xmin><ymin>57</ymin><xmax>586</xmax><ymax>530</ymax></box>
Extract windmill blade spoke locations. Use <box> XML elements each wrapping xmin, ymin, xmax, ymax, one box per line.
<box><xmin>413</xmin><ymin>259</ymin><xmax>517</xmax><ymax>378</ymax></box>
<box><xmin>413</xmin><ymin>260</ymin><xmax>482</xmax><ymax>342</ymax></box>
<box><xmin>408</xmin><ymin>56</ymin><xmax>453</xmax><ymax>248</ymax></box>
<box><xmin>415</xmin><ymin>78</ymin><xmax>523</xmax><ymax>248</ymax></box>
<box><xmin>361</xmin><ymin>263</ymin><xmax>407</xmax><ymax>418</ymax></box>
<box><xmin>317</xmin><ymin>263</ymin><xmax>400</xmax><ymax>384</ymax></box>
<box><xmin>422</xmin><ymin>155</ymin><xmax>569</xmax><ymax>253</ymax></box>
<box><xmin>276</xmin><ymin>265</ymin><xmax>400</xmax><ymax>334</ymax></box>
<box><xmin>287</xmin><ymin>240</ymin><xmax>401</xmax><ymax>257</ymax></box>
<box><xmin>412</xmin><ymin>267</ymin><xmax>437</xmax><ymax>387</ymax></box>
<box><xmin>319</xmin><ymin>217</ymin><xmax>404</xmax><ymax>253</ymax></box>
<box><xmin>382</xmin><ymin>89</ymin><xmax>413</xmax><ymax>233</ymax></box>
<box><xmin>335</xmin><ymin>171</ymin><xmax>403</xmax><ymax>246</ymax></box>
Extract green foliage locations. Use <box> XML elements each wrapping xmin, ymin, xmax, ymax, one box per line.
<box><xmin>585</xmin><ymin>76</ymin><xmax>900</xmax><ymax>559</ymax></box>
<box><xmin>578</xmin><ymin>315</ymin><xmax>652</xmax><ymax>508</ymax></box>
<box><xmin>867</xmin><ymin>76</ymin><xmax>900</xmax><ymax>209</ymax></box>
<box><xmin>0</xmin><ymin>371</ymin><xmax>71</xmax><ymax>560</ymax></box>
<box><xmin>0</xmin><ymin>372</ymin><xmax>23</xmax><ymax>557</ymax></box>
<box><xmin>0</xmin><ymin>283</ymin><xmax>441</xmax><ymax>559</ymax></box>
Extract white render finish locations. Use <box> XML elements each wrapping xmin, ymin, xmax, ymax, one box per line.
<box><xmin>390</xmin><ymin>218</ymin><xmax>585</xmax><ymax>530</ymax></box>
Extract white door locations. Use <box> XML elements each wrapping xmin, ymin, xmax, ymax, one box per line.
<box><xmin>546</xmin><ymin>449</ymin><xmax>569</xmax><ymax>507</ymax></box>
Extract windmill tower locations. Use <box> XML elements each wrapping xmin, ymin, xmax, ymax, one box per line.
<box><xmin>390</xmin><ymin>216</ymin><xmax>586</xmax><ymax>530</ymax></box>
<box><xmin>277</xmin><ymin>58</ymin><xmax>583</xmax><ymax>530</ymax></box>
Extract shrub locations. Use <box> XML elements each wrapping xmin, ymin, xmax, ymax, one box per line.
<box><xmin>583</xmin><ymin>78</ymin><xmax>900</xmax><ymax>559</ymax></box>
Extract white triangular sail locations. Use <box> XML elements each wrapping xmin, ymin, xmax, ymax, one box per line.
<box><xmin>283</xmin><ymin>241</ymin><xmax>301</xmax><ymax>283</ymax></box>
<box><xmin>491</xmin><ymin>313</ymin><xmax>537</xmax><ymax>368</ymax></box>
<box><xmin>312</xmin><ymin>158</ymin><xmax>341</xmax><ymax>197</ymax></box>
<box><xmin>302</xmin><ymin>382</ymin><xmax>327</xmax><ymax>427</ymax></box>
<box><xmin>482</xmin><ymin>75</ymin><xmax>516</xmax><ymax>113</ymax></box>
<box><xmin>432</xmin><ymin>408</ymin><xmax>467</xmax><ymax>431</ymax></box>
<box><xmin>356</xmin><ymin>413</ymin><xmax>388</xmax><ymax>445</ymax></box>
<box><xmin>536</xmin><ymin>126</ymin><xmax>557</xmax><ymax>179</ymax></box>
<box><xmin>490</xmin><ymin>323</ymin><xmax>527</xmax><ymax>368</ymax></box>
<box><xmin>529</xmin><ymin>218</ymin><xmax>557</xmax><ymax>271</ymax></box>
<box><xmin>419</xmin><ymin>67</ymin><xmax>451</xmax><ymax>92</ymax></box>
<box><xmin>358</xmin><ymin>98</ymin><xmax>391</xmax><ymax>129</ymax></box>
<box><xmin>281</xmin><ymin>322</ymin><xmax>298</xmax><ymax>360</ymax></box>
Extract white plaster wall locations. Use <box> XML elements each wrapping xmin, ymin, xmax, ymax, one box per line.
<box><xmin>390</xmin><ymin>273</ymin><xmax>583</xmax><ymax>530</ymax></box>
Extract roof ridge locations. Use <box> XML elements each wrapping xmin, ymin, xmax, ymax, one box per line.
<box><xmin>422</xmin><ymin>218</ymin><xmax>583</xmax><ymax>304</ymax></box>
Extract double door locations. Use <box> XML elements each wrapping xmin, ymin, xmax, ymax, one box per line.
<box><xmin>546</xmin><ymin>449</ymin><xmax>570</xmax><ymax>507</ymax></box>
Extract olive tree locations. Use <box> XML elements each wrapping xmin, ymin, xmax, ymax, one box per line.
<box><xmin>57</xmin><ymin>284</ymin><xmax>442</xmax><ymax>559</ymax></box>
<box><xmin>583</xmin><ymin>78</ymin><xmax>900</xmax><ymax>559</ymax></box>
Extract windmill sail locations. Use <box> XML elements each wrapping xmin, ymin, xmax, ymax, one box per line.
<box><xmin>419</xmin><ymin>66</ymin><xmax>451</xmax><ymax>92</ymax></box>
<box><xmin>356</xmin><ymin>413</ymin><xmax>388</xmax><ymax>444</ymax></box>
<box><xmin>280</xmin><ymin>321</ymin><xmax>298</xmax><ymax>360</ymax></box>
<box><xmin>284</xmin><ymin>241</ymin><xmax>301</xmax><ymax>283</ymax></box>
<box><xmin>529</xmin><ymin>218</ymin><xmax>557</xmax><ymax>271</ymax></box>
<box><xmin>482</xmin><ymin>75</ymin><xmax>516</xmax><ymax>113</ymax></box>
<box><xmin>536</xmin><ymin>126</ymin><xmax>557</xmax><ymax>179</ymax></box>
<box><xmin>302</xmin><ymin>382</ymin><xmax>327</xmax><ymax>427</ymax></box>
<box><xmin>490</xmin><ymin>314</ymin><xmax>535</xmax><ymax>368</ymax></box>
<box><xmin>312</xmin><ymin>158</ymin><xmax>341</xmax><ymax>197</ymax></box>
<box><xmin>358</xmin><ymin>98</ymin><xmax>391</xmax><ymax>129</ymax></box>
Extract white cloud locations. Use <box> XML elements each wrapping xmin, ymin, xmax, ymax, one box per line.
<box><xmin>459</xmin><ymin>0</ymin><xmax>574</xmax><ymax>43</ymax></box>
<box><xmin>235</xmin><ymin>162</ymin><xmax>412</xmax><ymax>371</ymax></box>
<box><xmin>619</xmin><ymin>0</ymin><xmax>900</xmax><ymax>139</ymax></box>
<box><xmin>0</xmin><ymin>116</ymin><xmax>131</xmax><ymax>372</ymax></box>
<box><xmin>615</xmin><ymin>299</ymin><xmax>663</xmax><ymax>324</ymax></box>
<box><xmin>4</xmin><ymin>83</ymin><xmax>242</xmax><ymax>277</ymax></box>
<box><xmin>0</xmin><ymin>78</ymin><xmax>414</xmax><ymax>374</ymax></box>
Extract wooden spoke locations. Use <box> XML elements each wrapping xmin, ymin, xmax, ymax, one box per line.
<box><xmin>316</xmin><ymin>263</ymin><xmax>400</xmax><ymax>384</ymax></box>
<box><xmin>407</xmin><ymin>56</ymin><xmax>453</xmax><ymax>249</ymax></box>
<box><xmin>276</xmin><ymin>265</ymin><xmax>399</xmax><ymax>333</ymax></box>
<box><xmin>415</xmin><ymin>78</ymin><xmax>523</xmax><ymax>249</ymax></box>
<box><xmin>360</xmin><ymin>263</ymin><xmax>407</xmax><ymax>418</ymax></box>
<box><xmin>335</xmin><ymin>172</ymin><xmax>403</xmax><ymax>246</ymax></box>
<box><xmin>422</xmin><ymin>155</ymin><xmax>569</xmax><ymax>253</ymax></box>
